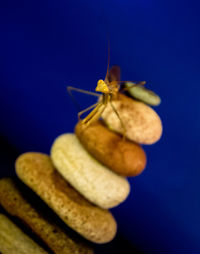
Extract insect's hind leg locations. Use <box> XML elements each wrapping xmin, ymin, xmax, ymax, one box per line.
<box><xmin>110</xmin><ymin>101</ymin><xmax>127</xmax><ymax>140</ymax></box>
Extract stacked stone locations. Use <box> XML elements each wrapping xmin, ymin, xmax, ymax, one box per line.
<box><xmin>0</xmin><ymin>67</ymin><xmax>162</xmax><ymax>253</ymax></box>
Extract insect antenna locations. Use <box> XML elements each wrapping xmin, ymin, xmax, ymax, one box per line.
<box><xmin>104</xmin><ymin>40</ymin><xmax>110</xmax><ymax>82</ymax></box>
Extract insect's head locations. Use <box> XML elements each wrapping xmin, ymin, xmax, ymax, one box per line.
<box><xmin>96</xmin><ymin>79</ymin><xmax>109</xmax><ymax>93</ymax></box>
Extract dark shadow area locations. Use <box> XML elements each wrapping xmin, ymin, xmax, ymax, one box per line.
<box><xmin>0</xmin><ymin>135</ymin><xmax>20</xmax><ymax>177</ymax></box>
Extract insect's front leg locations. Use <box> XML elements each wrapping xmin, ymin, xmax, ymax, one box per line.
<box><xmin>78</xmin><ymin>102</ymin><xmax>99</xmax><ymax>121</ymax></box>
<box><xmin>67</xmin><ymin>86</ymin><xmax>101</xmax><ymax>97</ymax></box>
<box><xmin>81</xmin><ymin>102</ymin><xmax>106</xmax><ymax>126</ymax></box>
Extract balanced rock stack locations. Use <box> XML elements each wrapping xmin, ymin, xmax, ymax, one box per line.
<box><xmin>0</xmin><ymin>66</ymin><xmax>162</xmax><ymax>253</ymax></box>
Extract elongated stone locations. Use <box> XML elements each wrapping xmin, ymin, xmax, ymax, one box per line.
<box><xmin>16</xmin><ymin>152</ymin><xmax>117</xmax><ymax>244</ymax></box>
<box><xmin>0</xmin><ymin>178</ymin><xmax>93</xmax><ymax>254</ymax></box>
<box><xmin>51</xmin><ymin>134</ymin><xmax>130</xmax><ymax>208</ymax></box>
<box><xmin>75</xmin><ymin>121</ymin><xmax>146</xmax><ymax>176</ymax></box>
<box><xmin>102</xmin><ymin>93</ymin><xmax>162</xmax><ymax>144</ymax></box>
<box><xmin>0</xmin><ymin>213</ymin><xmax>48</xmax><ymax>254</ymax></box>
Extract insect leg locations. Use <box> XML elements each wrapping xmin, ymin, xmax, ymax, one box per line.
<box><xmin>109</xmin><ymin>80</ymin><xmax>146</xmax><ymax>88</ymax></box>
<box><xmin>105</xmin><ymin>40</ymin><xmax>110</xmax><ymax>81</ymax></box>
<box><xmin>81</xmin><ymin>102</ymin><xmax>106</xmax><ymax>126</ymax></box>
<box><xmin>78</xmin><ymin>102</ymin><xmax>99</xmax><ymax>121</ymax></box>
<box><xmin>110</xmin><ymin>101</ymin><xmax>127</xmax><ymax>140</ymax></box>
<box><xmin>67</xmin><ymin>86</ymin><xmax>100</xmax><ymax>97</ymax></box>
<box><xmin>67</xmin><ymin>86</ymin><xmax>101</xmax><ymax>111</ymax></box>
<box><xmin>123</xmin><ymin>81</ymin><xmax>146</xmax><ymax>91</ymax></box>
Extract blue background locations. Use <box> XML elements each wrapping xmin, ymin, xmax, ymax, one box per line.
<box><xmin>0</xmin><ymin>1</ymin><xmax>200</xmax><ymax>253</ymax></box>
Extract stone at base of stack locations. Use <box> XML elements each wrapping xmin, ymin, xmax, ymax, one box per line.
<box><xmin>0</xmin><ymin>178</ymin><xmax>93</xmax><ymax>254</ymax></box>
<box><xmin>0</xmin><ymin>214</ymin><xmax>48</xmax><ymax>254</ymax></box>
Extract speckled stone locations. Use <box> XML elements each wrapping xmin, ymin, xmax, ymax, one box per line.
<box><xmin>102</xmin><ymin>93</ymin><xmax>162</xmax><ymax>144</ymax></box>
<box><xmin>15</xmin><ymin>153</ymin><xmax>117</xmax><ymax>244</ymax></box>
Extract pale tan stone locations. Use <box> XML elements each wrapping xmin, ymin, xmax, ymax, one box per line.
<box><xmin>51</xmin><ymin>134</ymin><xmax>130</xmax><ymax>209</ymax></box>
<box><xmin>101</xmin><ymin>93</ymin><xmax>162</xmax><ymax>144</ymax></box>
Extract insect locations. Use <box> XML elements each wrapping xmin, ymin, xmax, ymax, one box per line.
<box><xmin>67</xmin><ymin>47</ymin><xmax>146</xmax><ymax>137</ymax></box>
